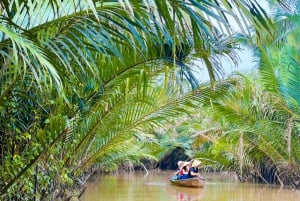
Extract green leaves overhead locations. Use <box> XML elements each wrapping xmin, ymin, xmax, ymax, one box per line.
<box><xmin>0</xmin><ymin>0</ymin><xmax>277</xmax><ymax>199</ymax></box>
<box><xmin>1</xmin><ymin>0</ymin><xmax>274</xmax><ymax>94</ymax></box>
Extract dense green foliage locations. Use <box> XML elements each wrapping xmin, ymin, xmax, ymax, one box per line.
<box><xmin>188</xmin><ymin>1</ymin><xmax>300</xmax><ymax>188</ymax></box>
<box><xmin>1</xmin><ymin>0</ymin><xmax>297</xmax><ymax>200</ymax></box>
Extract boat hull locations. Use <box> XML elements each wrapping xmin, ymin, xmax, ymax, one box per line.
<box><xmin>170</xmin><ymin>176</ymin><xmax>205</xmax><ymax>188</ymax></box>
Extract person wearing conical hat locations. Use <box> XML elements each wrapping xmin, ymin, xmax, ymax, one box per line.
<box><xmin>172</xmin><ymin>161</ymin><xmax>184</xmax><ymax>179</ymax></box>
<box><xmin>188</xmin><ymin>159</ymin><xmax>203</xmax><ymax>179</ymax></box>
<box><xmin>180</xmin><ymin>161</ymin><xmax>191</xmax><ymax>179</ymax></box>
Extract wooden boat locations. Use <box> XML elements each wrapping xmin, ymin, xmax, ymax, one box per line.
<box><xmin>169</xmin><ymin>175</ymin><xmax>205</xmax><ymax>188</ymax></box>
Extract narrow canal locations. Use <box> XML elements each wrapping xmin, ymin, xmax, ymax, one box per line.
<box><xmin>80</xmin><ymin>170</ymin><xmax>300</xmax><ymax>201</ymax></box>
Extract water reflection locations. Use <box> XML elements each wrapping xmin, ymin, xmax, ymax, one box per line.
<box><xmin>80</xmin><ymin>171</ymin><xmax>300</xmax><ymax>201</ymax></box>
<box><xmin>169</xmin><ymin>186</ymin><xmax>205</xmax><ymax>201</ymax></box>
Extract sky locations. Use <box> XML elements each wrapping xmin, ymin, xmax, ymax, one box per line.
<box><xmin>198</xmin><ymin>0</ymin><xmax>270</xmax><ymax>82</ymax></box>
<box><xmin>224</xmin><ymin>1</ymin><xmax>270</xmax><ymax>75</ymax></box>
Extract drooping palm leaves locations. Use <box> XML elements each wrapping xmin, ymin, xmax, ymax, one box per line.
<box><xmin>191</xmin><ymin>54</ymin><xmax>300</xmax><ymax>186</ymax></box>
<box><xmin>188</xmin><ymin>72</ymin><xmax>300</xmax><ymax>185</ymax></box>
<box><xmin>0</xmin><ymin>0</ymin><xmax>274</xmax><ymax>199</ymax></box>
<box><xmin>187</xmin><ymin>1</ymin><xmax>300</xmax><ymax>187</ymax></box>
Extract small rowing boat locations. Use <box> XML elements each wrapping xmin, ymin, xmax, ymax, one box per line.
<box><xmin>169</xmin><ymin>175</ymin><xmax>205</xmax><ymax>188</ymax></box>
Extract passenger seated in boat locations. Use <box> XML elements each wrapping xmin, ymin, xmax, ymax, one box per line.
<box><xmin>188</xmin><ymin>159</ymin><xmax>204</xmax><ymax>179</ymax></box>
<box><xmin>180</xmin><ymin>162</ymin><xmax>191</xmax><ymax>179</ymax></box>
<box><xmin>173</xmin><ymin>161</ymin><xmax>184</xmax><ymax>179</ymax></box>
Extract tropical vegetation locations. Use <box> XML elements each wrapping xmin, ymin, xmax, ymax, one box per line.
<box><xmin>0</xmin><ymin>0</ymin><xmax>299</xmax><ymax>200</ymax></box>
<box><xmin>188</xmin><ymin>0</ymin><xmax>300</xmax><ymax>188</ymax></box>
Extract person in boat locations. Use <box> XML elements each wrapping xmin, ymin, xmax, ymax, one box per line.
<box><xmin>180</xmin><ymin>161</ymin><xmax>191</xmax><ymax>179</ymax></box>
<box><xmin>173</xmin><ymin>161</ymin><xmax>185</xmax><ymax>179</ymax></box>
<box><xmin>188</xmin><ymin>159</ymin><xmax>203</xmax><ymax>179</ymax></box>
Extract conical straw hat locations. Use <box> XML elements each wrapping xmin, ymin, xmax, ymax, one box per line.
<box><xmin>191</xmin><ymin>159</ymin><xmax>201</xmax><ymax>167</ymax></box>
<box><xmin>177</xmin><ymin>161</ymin><xmax>184</xmax><ymax>168</ymax></box>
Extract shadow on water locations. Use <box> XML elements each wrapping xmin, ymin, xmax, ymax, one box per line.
<box><xmin>80</xmin><ymin>170</ymin><xmax>300</xmax><ymax>201</ymax></box>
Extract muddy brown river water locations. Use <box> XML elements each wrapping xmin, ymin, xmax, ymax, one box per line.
<box><xmin>80</xmin><ymin>170</ymin><xmax>300</xmax><ymax>201</ymax></box>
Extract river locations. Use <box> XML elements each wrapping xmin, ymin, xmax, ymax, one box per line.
<box><xmin>80</xmin><ymin>170</ymin><xmax>300</xmax><ymax>201</ymax></box>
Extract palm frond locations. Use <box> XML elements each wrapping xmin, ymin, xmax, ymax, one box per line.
<box><xmin>256</xmin><ymin>47</ymin><xmax>281</xmax><ymax>93</ymax></box>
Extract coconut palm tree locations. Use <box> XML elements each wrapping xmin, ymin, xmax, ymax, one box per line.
<box><xmin>0</xmin><ymin>0</ymin><xmax>273</xmax><ymax>199</ymax></box>
<box><xmin>189</xmin><ymin>0</ymin><xmax>300</xmax><ymax>187</ymax></box>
